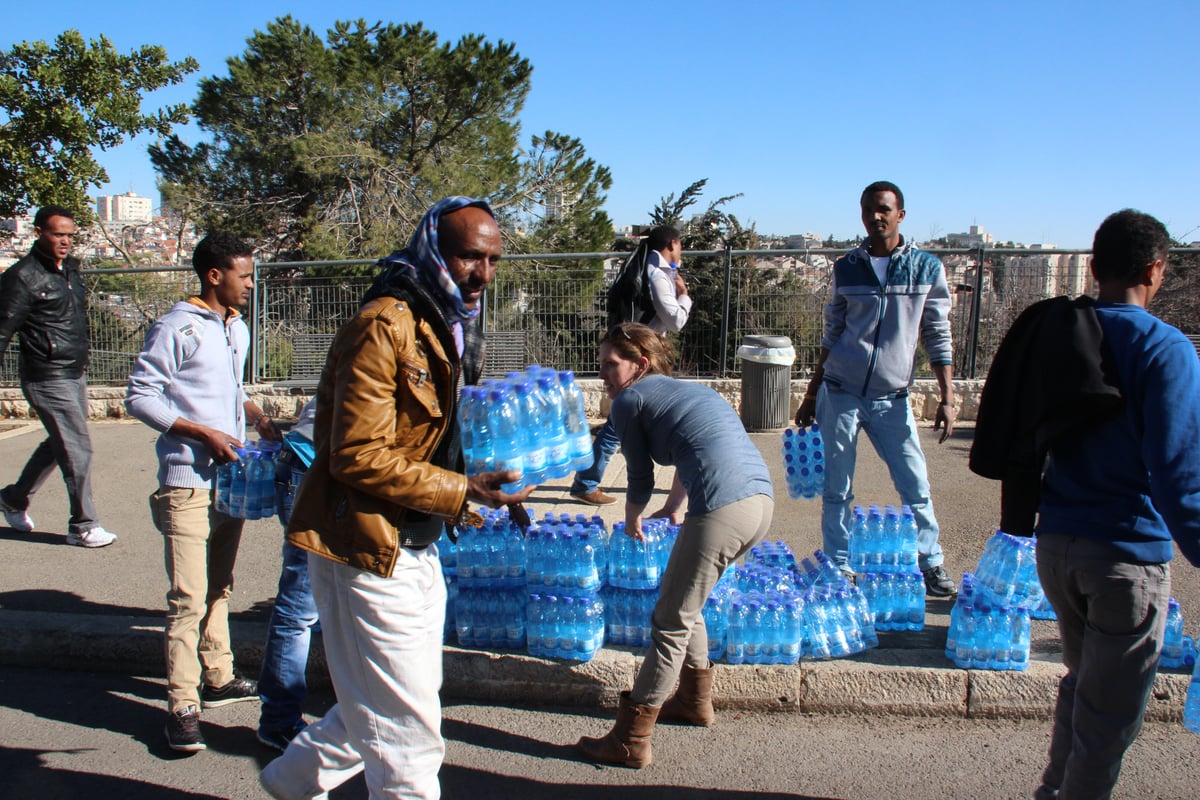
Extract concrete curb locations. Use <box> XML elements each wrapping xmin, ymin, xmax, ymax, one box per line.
<box><xmin>1</xmin><ymin>608</ymin><xmax>1188</xmax><ymax>724</ymax></box>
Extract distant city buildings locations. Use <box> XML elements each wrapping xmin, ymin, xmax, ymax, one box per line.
<box><xmin>947</xmin><ymin>225</ymin><xmax>993</xmax><ymax>248</ymax></box>
<box><xmin>97</xmin><ymin>191</ymin><xmax>153</xmax><ymax>225</ymax></box>
<box><xmin>1</xmin><ymin>193</ymin><xmax>200</xmax><ymax>270</ymax></box>
<box><xmin>783</xmin><ymin>233</ymin><xmax>825</xmax><ymax>249</ymax></box>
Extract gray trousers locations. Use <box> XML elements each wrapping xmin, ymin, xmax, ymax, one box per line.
<box><xmin>631</xmin><ymin>493</ymin><xmax>774</xmax><ymax>706</ymax></box>
<box><xmin>2</xmin><ymin>375</ymin><xmax>99</xmax><ymax>534</ymax></box>
<box><xmin>1035</xmin><ymin>533</ymin><xmax>1170</xmax><ymax>800</ymax></box>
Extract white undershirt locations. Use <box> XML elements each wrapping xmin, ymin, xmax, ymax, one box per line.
<box><xmin>870</xmin><ymin>255</ymin><xmax>890</xmax><ymax>286</ymax></box>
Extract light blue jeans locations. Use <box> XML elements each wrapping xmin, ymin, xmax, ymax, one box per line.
<box><xmin>816</xmin><ymin>383</ymin><xmax>944</xmax><ymax>571</ymax></box>
<box><xmin>570</xmin><ymin>418</ymin><xmax>620</xmax><ymax>495</ymax></box>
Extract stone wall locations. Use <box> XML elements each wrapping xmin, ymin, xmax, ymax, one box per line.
<box><xmin>0</xmin><ymin>378</ymin><xmax>986</xmax><ymax>425</ymax></box>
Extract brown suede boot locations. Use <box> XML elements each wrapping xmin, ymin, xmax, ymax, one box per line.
<box><xmin>576</xmin><ymin>691</ymin><xmax>660</xmax><ymax>768</ymax></box>
<box><xmin>658</xmin><ymin>663</ymin><xmax>715</xmax><ymax>726</ymax></box>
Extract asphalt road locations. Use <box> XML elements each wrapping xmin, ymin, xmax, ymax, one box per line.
<box><xmin>2</xmin><ymin>665</ymin><xmax>1198</xmax><ymax>800</ymax></box>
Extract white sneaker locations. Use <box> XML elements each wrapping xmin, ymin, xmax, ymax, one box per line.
<box><xmin>67</xmin><ymin>527</ymin><xmax>117</xmax><ymax>548</ymax></box>
<box><xmin>0</xmin><ymin>495</ymin><xmax>34</xmax><ymax>532</ymax></box>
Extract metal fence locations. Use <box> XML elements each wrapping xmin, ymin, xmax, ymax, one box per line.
<box><xmin>4</xmin><ymin>247</ymin><xmax>1198</xmax><ymax>388</ymax></box>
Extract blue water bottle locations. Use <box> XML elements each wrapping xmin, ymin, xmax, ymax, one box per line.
<box><xmin>1183</xmin><ymin>651</ymin><xmax>1200</xmax><ymax>734</ymax></box>
<box><xmin>259</xmin><ymin>443</ymin><xmax>278</xmax><ymax>519</ymax></box>
<box><xmin>1161</xmin><ymin>597</ymin><xmax>1186</xmax><ymax>668</ymax></box>
<box><xmin>535</xmin><ymin>373</ymin><xmax>571</xmax><ymax>479</ymax></box>
<box><xmin>228</xmin><ymin>447</ymin><xmax>248</xmax><ymax>518</ymax></box>
<box><xmin>512</xmin><ymin>381</ymin><xmax>547</xmax><ymax>487</ymax></box>
<box><xmin>215</xmin><ymin>457</ymin><xmax>234</xmax><ymax>515</ymax></box>
<box><xmin>243</xmin><ymin>448</ymin><xmax>263</xmax><ymax>521</ymax></box>
<box><xmin>487</xmin><ymin>386</ymin><xmax>524</xmax><ymax>492</ymax></box>
<box><xmin>558</xmin><ymin>371</ymin><xmax>595</xmax><ymax>472</ymax></box>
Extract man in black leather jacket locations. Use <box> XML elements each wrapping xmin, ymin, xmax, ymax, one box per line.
<box><xmin>0</xmin><ymin>205</ymin><xmax>116</xmax><ymax>547</ymax></box>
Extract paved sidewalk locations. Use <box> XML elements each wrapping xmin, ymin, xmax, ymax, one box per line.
<box><xmin>0</xmin><ymin>418</ymin><xmax>1195</xmax><ymax>721</ymax></box>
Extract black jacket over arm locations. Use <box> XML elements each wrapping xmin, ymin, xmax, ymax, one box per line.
<box><xmin>969</xmin><ymin>295</ymin><xmax>1124</xmax><ymax>536</ymax></box>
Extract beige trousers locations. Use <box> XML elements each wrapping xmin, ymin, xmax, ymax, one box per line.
<box><xmin>151</xmin><ymin>486</ymin><xmax>244</xmax><ymax>712</ymax></box>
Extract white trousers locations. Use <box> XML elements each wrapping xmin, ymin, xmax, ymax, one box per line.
<box><xmin>261</xmin><ymin>546</ymin><xmax>447</xmax><ymax>800</ymax></box>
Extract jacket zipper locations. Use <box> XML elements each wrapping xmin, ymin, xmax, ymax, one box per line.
<box><xmin>862</xmin><ymin>252</ymin><xmax>888</xmax><ymax>396</ymax></box>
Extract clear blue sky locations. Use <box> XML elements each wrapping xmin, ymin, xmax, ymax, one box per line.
<box><xmin>6</xmin><ymin>0</ymin><xmax>1198</xmax><ymax>246</ymax></box>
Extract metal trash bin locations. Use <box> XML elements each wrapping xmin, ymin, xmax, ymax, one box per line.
<box><xmin>736</xmin><ymin>335</ymin><xmax>796</xmax><ymax>431</ymax></box>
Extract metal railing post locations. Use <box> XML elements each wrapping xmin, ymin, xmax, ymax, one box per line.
<box><xmin>251</xmin><ymin>260</ymin><xmax>262</xmax><ymax>383</ymax></box>
<box><xmin>967</xmin><ymin>246</ymin><xmax>986</xmax><ymax>379</ymax></box>
<box><xmin>719</xmin><ymin>245</ymin><xmax>733</xmax><ymax>377</ymax></box>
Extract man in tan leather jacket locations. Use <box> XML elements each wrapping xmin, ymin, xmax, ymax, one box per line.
<box><xmin>261</xmin><ymin>197</ymin><xmax>534</xmax><ymax>800</ymax></box>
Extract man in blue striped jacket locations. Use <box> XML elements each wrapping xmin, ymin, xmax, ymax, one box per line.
<box><xmin>795</xmin><ymin>181</ymin><xmax>958</xmax><ymax>597</ymax></box>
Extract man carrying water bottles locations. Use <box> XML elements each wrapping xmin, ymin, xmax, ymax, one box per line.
<box><xmin>794</xmin><ymin>181</ymin><xmax>957</xmax><ymax>597</ymax></box>
<box><xmin>126</xmin><ymin>233</ymin><xmax>279</xmax><ymax>752</ymax></box>
<box><xmin>259</xmin><ymin>197</ymin><xmax>533</xmax><ymax>800</ymax></box>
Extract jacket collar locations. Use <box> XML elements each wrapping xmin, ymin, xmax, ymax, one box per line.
<box><xmin>184</xmin><ymin>296</ymin><xmax>242</xmax><ymax>322</ymax></box>
<box><xmin>28</xmin><ymin>244</ymin><xmax>78</xmax><ymax>273</ymax></box>
<box><xmin>851</xmin><ymin>234</ymin><xmax>910</xmax><ymax>262</ymax></box>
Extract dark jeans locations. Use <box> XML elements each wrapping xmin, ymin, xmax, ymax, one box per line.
<box><xmin>1035</xmin><ymin>533</ymin><xmax>1170</xmax><ymax>800</ymax></box>
<box><xmin>2</xmin><ymin>375</ymin><xmax>99</xmax><ymax>534</ymax></box>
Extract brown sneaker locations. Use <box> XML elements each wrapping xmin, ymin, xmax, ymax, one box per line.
<box><xmin>571</xmin><ymin>489</ymin><xmax>617</xmax><ymax>506</ymax></box>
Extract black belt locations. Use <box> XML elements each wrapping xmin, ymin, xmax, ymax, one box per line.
<box><xmin>399</xmin><ymin>531</ymin><xmax>443</xmax><ymax>550</ymax></box>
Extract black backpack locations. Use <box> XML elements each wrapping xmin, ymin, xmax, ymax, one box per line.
<box><xmin>606</xmin><ymin>240</ymin><xmax>657</xmax><ymax>329</ymax></box>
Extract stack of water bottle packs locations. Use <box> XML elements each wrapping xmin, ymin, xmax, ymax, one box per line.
<box><xmin>215</xmin><ymin>440</ymin><xmax>281</xmax><ymax>520</ymax></box>
<box><xmin>439</xmin><ymin>505</ymin><xmax>678</xmax><ymax>662</ymax></box>
<box><xmin>704</xmin><ymin>542</ymin><xmax>879</xmax><ymax>664</ymax></box>
<box><xmin>945</xmin><ymin>530</ymin><xmax>1044</xmax><ymax>671</ymax></box>
<box><xmin>848</xmin><ymin>504</ymin><xmax>926</xmax><ymax>632</ymax></box>
<box><xmin>459</xmin><ymin>365</ymin><xmax>595</xmax><ymax>491</ymax></box>
<box><xmin>780</xmin><ymin>424</ymin><xmax>825</xmax><ymax>500</ymax></box>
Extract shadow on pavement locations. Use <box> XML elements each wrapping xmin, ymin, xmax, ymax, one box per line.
<box><xmin>0</xmin><ymin>750</ymin><xmax>229</xmax><ymax>800</ymax></box>
<box><xmin>441</xmin><ymin>763</ymin><xmax>832</xmax><ymax>800</ymax></box>
<box><xmin>0</xmin><ymin>588</ymin><xmax>160</xmax><ymax>616</ymax></box>
<box><xmin>0</xmin><ymin>587</ymin><xmax>273</xmax><ymax>623</ymax></box>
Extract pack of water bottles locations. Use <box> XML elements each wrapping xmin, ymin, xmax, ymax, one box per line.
<box><xmin>602</xmin><ymin>585</ymin><xmax>659</xmax><ymax>648</ymax></box>
<box><xmin>944</xmin><ymin>530</ymin><xmax>1044</xmax><ymax>671</ymax></box>
<box><xmin>847</xmin><ymin>504</ymin><xmax>925</xmax><ymax>631</ymax></box>
<box><xmin>525</xmin><ymin>513</ymin><xmax>609</xmax><ymax>596</ymax></box>
<box><xmin>944</xmin><ymin>572</ymin><xmax>1033</xmax><ymax>671</ymax></box>
<box><xmin>456</xmin><ymin>509</ymin><xmax>528</xmax><ymax>590</ymax></box>
<box><xmin>848</xmin><ymin>504</ymin><xmax>918</xmax><ymax>574</ymax></box>
<box><xmin>780</xmin><ymin>425</ymin><xmax>825</xmax><ymax>499</ymax></box>
<box><xmin>459</xmin><ymin>365</ymin><xmax>594</xmax><ymax>492</ymax></box>
<box><xmin>527</xmin><ymin>593</ymin><xmax>606</xmax><ymax>660</ymax></box>
<box><xmin>708</xmin><ymin>543</ymin><xmax>879</xmax><ymax>663</ymax></box>
<box><xmin>215</xmin><ymin>440</ymin><xmax>281</xmax><ymax>520</ymax></box>
<box><xmin>455</xmin><ymin>588</ymin><xmax>528</xmax><ymax>649</ymax></box>
<box><xmin>608</xmin><ymin>518</ymin><xmax>677</xmax><ymax>589</ymax></box>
